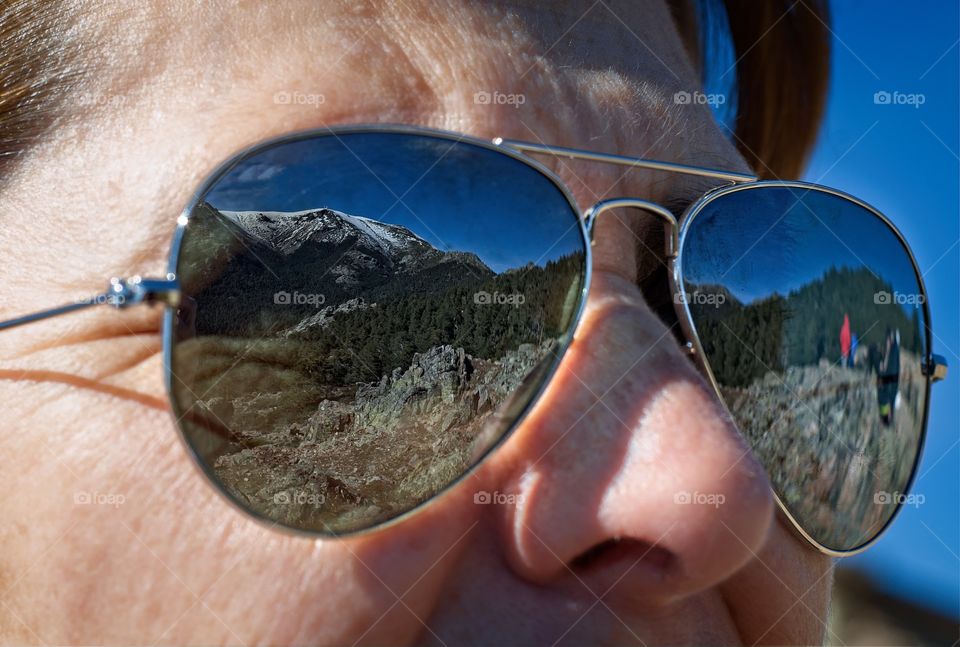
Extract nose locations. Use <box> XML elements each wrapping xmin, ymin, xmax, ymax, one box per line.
<box><xmin>488</xmin><ymin>237</ymin><xmax>774</xmax><ymax>600</ymax></box>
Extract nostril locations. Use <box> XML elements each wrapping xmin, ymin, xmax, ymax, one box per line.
<box><xmin>571</xmin><ymin>538</ymin><xmax>676</xmax><ymax>575</ymax></box>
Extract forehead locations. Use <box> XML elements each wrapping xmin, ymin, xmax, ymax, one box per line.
<box><xmin>100</xmin><ymin>1</ymin><xmax>695</xmax><ymax>75</ymax></box>
<box><xmin>3</xmin><ymin>1</ymin><xmax>739</xmax><ymax>290</ymax></box>
<box><xmin>69</xmin><ymin>1</ymin><xmax>698</xmax><ymax>131</ymax></box>
<box><xmin>70</xmin><ymin>1</ymin><xmax>707</xmax><ymax>184</ymax></box>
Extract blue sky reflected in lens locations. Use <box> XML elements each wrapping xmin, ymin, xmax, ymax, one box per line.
<box><xmin>684</xmin><ymin>186</ymin><xmax>925</xmax><ymax>320</ymax></box>
<box><xmin>205</xmin><ymin>132</ymin><xmax>584</xmax><ymax>273</ymax></box>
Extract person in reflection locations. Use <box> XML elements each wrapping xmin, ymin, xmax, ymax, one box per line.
<box><xmin>840</xmin><ymin>312</ymin><xmax>851</xmax><ymax>367</ymax></box>
<box><xmin>877</xmin><ymin>327</ymin><xmax>901</xmax><ymax>426</ymax></box>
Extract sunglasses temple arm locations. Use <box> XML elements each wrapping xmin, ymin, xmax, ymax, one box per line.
<box><xmin>0</xmin><ymin>276</ymin><xmax>180</xmax><ymax>332</ymax></box>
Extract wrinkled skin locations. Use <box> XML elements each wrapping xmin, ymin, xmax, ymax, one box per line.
<box><xmin>0</xmin><ymin>1</ymin><xmax>832</xmax><ymax>644</ymax></box>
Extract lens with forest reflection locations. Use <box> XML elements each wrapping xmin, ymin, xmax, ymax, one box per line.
<box><xmin>168</xmin><ymin>131</ymin><xmax>587</xmax><ymax>534</ymax></box>
<box><xmin>679</xmin><ymin>184</ymin><xmax>929</xmax><ymax>552</ymax></box>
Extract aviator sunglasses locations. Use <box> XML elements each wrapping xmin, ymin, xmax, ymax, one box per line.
<box><xmin>1</xmin><ymin>125</ymin><xmax>947</xmax><ymax>556</ymax></box>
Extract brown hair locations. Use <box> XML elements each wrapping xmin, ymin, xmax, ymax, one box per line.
<box><xmin>0</xmin><ymin>1</ymin><xmax>830</xmax><ymax>181</ymax></box>
<box><xmin>0</xmin><ymin>0</ymin><xmax>83</xmax><ymax>180</ymax></box>
<box><xmin>674</xmin><ymin>0</ymin><xmax>831</xmax><ymax>179</ymax></box>
<box><xmin>721</xmin><ymin>0</ymin><xmax>831</xmax><ymax>179</ymax></box>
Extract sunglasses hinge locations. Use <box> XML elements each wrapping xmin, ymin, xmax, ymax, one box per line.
<box><xmin>107</xmin><ymin>276</ymin><xmax>181</xmax><ymax>309</ymax></box>
<box><xmin>923</xmin><ymin>353</ymin><xmax>949</xmax><ymax>383</ymax></box>
<box><xmin>0</xmin><ymin>276</ymin><xmax>180</xmax><ymax>332</ymax></box>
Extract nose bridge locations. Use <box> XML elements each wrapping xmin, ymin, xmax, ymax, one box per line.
<box><xmin>584</xmin><ymin>198</ymin><xmax>680</xmax><ymax>259</ymax></box>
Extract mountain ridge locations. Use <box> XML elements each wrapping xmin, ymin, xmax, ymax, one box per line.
<box><xmin>183</xmin><ymin>202</ymin><xmax>497</xmax><ymax>337</ymax></box>
<box><xmin>217</xmin><ymin>205</ymin><xmax>491</xmax><ymax>276</ymax></box>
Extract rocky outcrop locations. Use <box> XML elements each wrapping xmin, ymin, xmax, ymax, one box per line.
<box><xmin>724</xmin><ymin>352</ymin><xmax>926</xmax><ymax>550</ymax></box>
<box><xmin>282</xmin><ymin>298</ymin><xmax>375</xmax><ymax>337</ymax></box>
<box><xmin>212</xmin><ymin>340</ymin><xmax>558</xmax><ymax>533</ymax></box>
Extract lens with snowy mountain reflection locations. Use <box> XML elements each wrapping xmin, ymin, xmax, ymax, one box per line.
<box><xmin>169</xmin><ymin>131</ymin><xmax>587</xmax><ymax>534</ymax></box>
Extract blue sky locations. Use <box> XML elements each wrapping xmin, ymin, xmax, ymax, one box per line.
<box><xmin>205</xmin><ymin>132</ymin><xmax>585</xmax><ymax>272</ymax></box>
<box><xmin>788</xmin><ymin>1</ymin><xmax>959</xmax><ymax>618</ymax></box>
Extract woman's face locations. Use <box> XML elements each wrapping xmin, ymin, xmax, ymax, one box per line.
<box><xmin>0</xmin><ymin>1</ymin><xmax>833</xmax><ymax>644</ymax></box>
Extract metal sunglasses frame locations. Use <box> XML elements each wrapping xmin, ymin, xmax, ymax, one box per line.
<box><xmin>0</xmin><ymin>124</ymin><xmax>947</xmax><ymax>557</ymax></box>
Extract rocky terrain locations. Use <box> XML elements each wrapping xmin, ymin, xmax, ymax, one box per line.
<box><xmin>280</xmin><ymin>297</ymin><xmax>375</xmax><ymax>337</ymax></box>
<box><xmin>203</xmin><ymin>340</ymin><xmax>557</xmax><ymax>533</ymax></box>
<box><xmin>723</xmin><ymin>352</ymin><xmax>926</xmax><ymax>551</ymax></box>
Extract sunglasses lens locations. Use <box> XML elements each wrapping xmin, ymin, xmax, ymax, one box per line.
<box><xmin>167</xmin><ymin>131</ymin><xmax>586</xmax><ymax>534</ymax></box>
<box><xmin>679</xmin><ymin>185</ymin><xmax>929</xmax><ymax>552</ymax></box>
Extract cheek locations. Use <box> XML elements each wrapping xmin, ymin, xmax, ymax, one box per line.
<box><xmin>0</xmin><ymin>364</ymin><xmax>486</xmax><ymax>644</ymax></box>
<box><xmin>719</xmin><ymin>520</ymin><xmax>833</xmax><ymax>646</ymax></box>
<box><xmin>0</xmin><ymin>390</ymin><xmax>231</xmax><ymax>640</ymax></box>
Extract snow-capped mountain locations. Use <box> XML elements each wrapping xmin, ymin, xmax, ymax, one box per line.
<box><xmin>216</xmin><ymin>206</ymin><xmax>491</xmax><ymax>280</ymax></box>
<box><xmin>181</xmin><ymin>202</ymin><xmax>495</xmax><ymax>338</ymax></box>
<box><xmin>220</xmin><ymin>207</ymin><xmax>433</xmax><ymax>258</ymax></box>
